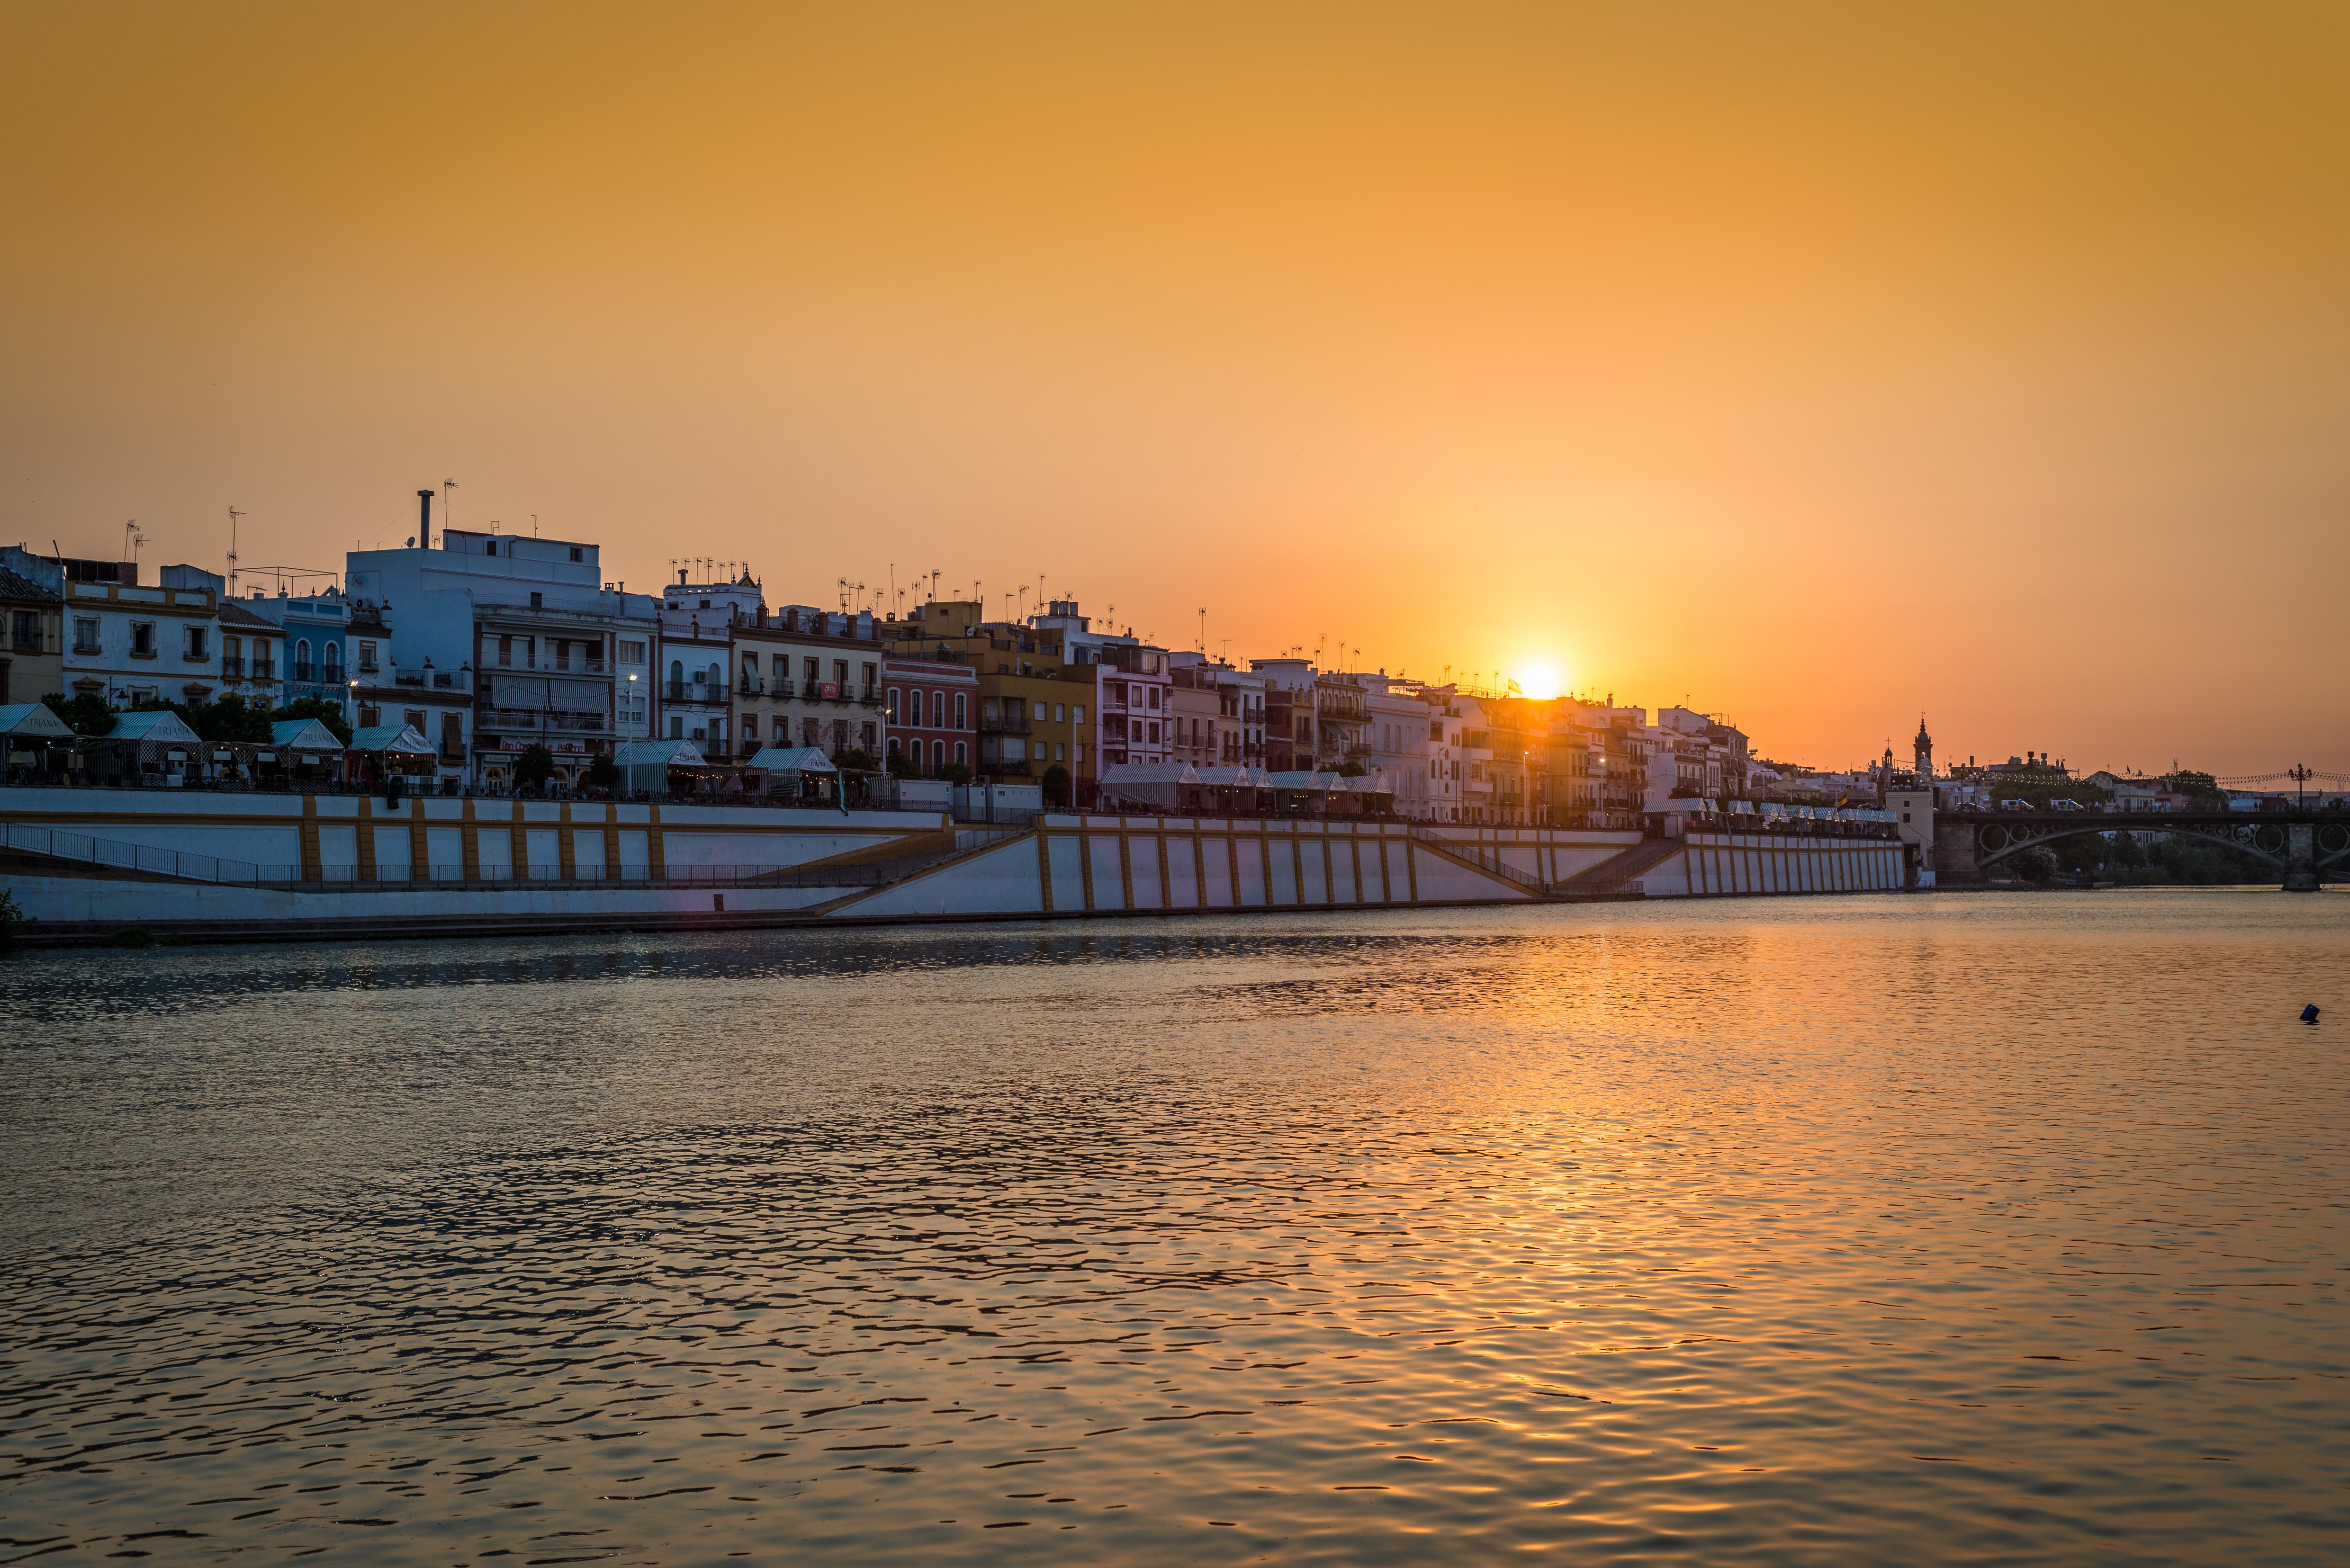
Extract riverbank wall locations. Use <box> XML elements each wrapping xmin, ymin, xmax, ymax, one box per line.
<box><xmin>0</xmin><ymin>789</ymin><xmax>1909</xmax><ymax>945</ymax></box>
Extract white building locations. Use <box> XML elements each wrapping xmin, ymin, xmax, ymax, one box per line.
<box><xmin>345</xmin><ymin>524</ymin><xmax>660</xmax><ymax>794</ymax></box>
<box><xmin>61</xmin><ymin>564</ymin><xmax>222</xmax><ymax>709</ymax></box>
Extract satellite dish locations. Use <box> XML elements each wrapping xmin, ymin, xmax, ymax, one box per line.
<box><xmin>405</xmin><ymin>536</ymin><xmax>416</xmax><ymax>547</ymax></box>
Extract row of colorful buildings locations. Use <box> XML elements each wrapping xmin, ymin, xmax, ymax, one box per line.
<box><xmin>0</xmin><ymin>525</ymin><xmax>1753</xmax><ymax>824</ymax></box>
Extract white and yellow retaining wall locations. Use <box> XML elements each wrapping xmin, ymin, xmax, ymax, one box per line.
<box><xmin>0</xmin><ymin>791</ymin><xmax>1908</xmax><ymax>942</ymax></box>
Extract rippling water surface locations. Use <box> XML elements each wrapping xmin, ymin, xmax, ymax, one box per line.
<box><xmin>2</xmin><ymin>891</ymin><xmax>2345</xmax><ymax>1565</ymax></box>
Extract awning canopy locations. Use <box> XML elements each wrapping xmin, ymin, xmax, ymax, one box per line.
<box><xmin>99</xmin><ymin>710</ymin><xmax>204</xmax><ymax>746</ymax></box>
<box><xmin>744</xmin><ymin>746</ymin><xmax>837</xmax><ymax>775</ymax></box>
<box><xmin>350</xmin><ymin>723</ymin><xmax>435</xmax><ymax>756</ymax></box>
<box><xmin>1099</xmin><ymin>762</ymin><xmax>1197</xmax><ymax>810</ymax></box>
<box><xmin>0</xmin><ymin>702</ymin><xmax>75</xmax><ymax>740</ymax></box>
<box><xmin>268</xmin><ymin>718</ymin><xmax>346</xmax><ymax>752</ymax></box>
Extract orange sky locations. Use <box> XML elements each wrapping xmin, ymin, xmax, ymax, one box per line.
<box><xmin>5</xmin><ymin>3</ymin><xmax>2346</xmax><ymax>773</ymax></box>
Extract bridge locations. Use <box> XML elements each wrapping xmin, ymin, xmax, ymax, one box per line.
<box><xmin>1932</xmin><ymin>808</ymin><xmax>2350</xmax><ymax>890</ymax></box>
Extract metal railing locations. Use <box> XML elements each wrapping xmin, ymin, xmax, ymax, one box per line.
<box><xmin>1408</xmin><ymin>828</ymin><xmax>1545</xmax><ymax>892</ymax></box>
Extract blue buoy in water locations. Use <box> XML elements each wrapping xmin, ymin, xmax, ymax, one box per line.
<box><xmin>2303</xmin><ymin>1004</ymin><xmax>2321</xmax><ymax>1023</ymax></box>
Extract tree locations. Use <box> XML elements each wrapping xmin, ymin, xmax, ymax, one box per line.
<box><xmin>886</xmin><ymin>749</ymin><xmax>922</xmax><ymax>780</ymax></box>
<box><xmin>2110</xmin><ymin>830</ymin><xmax>2146</xmax><ymax>873</ymax></box>
<box><xmin>43</xmin><ymin>693</ymin><xmax>116</xmax><ymax>736</ymax></box>
<box><xmin>514</xmin><ymin>744</ymin><xmax>556</xmax><ymax>790</ymax></box>
<box><xmin>835</xmin><ymin>748</ymin><xmax>877</xmax><ymax>773</ymax></box>
<box><xmin>2169</xmin><ymin>770</ymin><xmax>2230</xmax><ymax>810</ymax></box>
<box><xmin>189</xmin><ymin>695</ymin><xmax>272</xmax><ymax>743</ymax></box>
<box><xmin>939</xmin><ymin>760</ymin><xmax>972</xmax><ymax>786</ymax></box>
<box><xmin>1337</xmin><ymin>759</ymin><xmax>1368</xmax><ymax>778</ymax></box>
<box><xmin>1041</xmin><ymin>762</ymin><xmax>1071</xmax><ymax>806</ymax></box>
<box><xmin>2010</xmin><ymin>846</ymin><xmax>2058</xmax><ymax>884</ymax></box>
<box><xmin>585</xmin><ymin>753</ymin><xmax>619</xmax><ymax>793</ymax></box>
<box><xmin>275</xmin><ymin>695</ymin><xmax>353</xmax><ymax>746</ymax></box>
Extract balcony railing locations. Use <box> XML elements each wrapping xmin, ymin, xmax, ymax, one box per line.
<box><xmin>292</xmin><ymin>662</ymin><xmax>316</xmax><ymax>683</ymax></box>
<box><xmin>220</xmin><ymin>657</ymin><xmax>244</xmax><ymax>677</ymax></box>
<box><xmin>979</xmin><ymin>714</ymin><xmax>1030</xmax><ymax>735</ymax></box>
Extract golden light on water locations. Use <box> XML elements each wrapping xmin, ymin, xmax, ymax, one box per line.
<box><xmin>1516</xmin><ymin>661</ymin><xmax>1564</xmax><ymax>701</ymax></box>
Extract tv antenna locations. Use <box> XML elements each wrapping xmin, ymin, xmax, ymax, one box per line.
<box><xmin>1198</xmin><ymin>607</ymin><xmax>1207</xmax><ymax>651</ymax></box>
<box><xmin>226</xmin><ymin>507</ymin><xmax>244</xmax><ymax>595</ymax></box>
<box><xmin>123</xmin><ymin>520</ymin><xmax>146</xmax><ymax>570</ymax></box>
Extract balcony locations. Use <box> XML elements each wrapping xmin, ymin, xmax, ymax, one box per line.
<box><xmin>860</xmin><ymin>684</ymin><xmax>882</xmax><ymax>704</ymax></box>
<box><xmin>479</xmin><ymin>708</ymin><xmax>609</xmax><ymax>737</ymax></box>
<box><xmin>737</xmin><ymin>676</ymin><xmax>762</xmax><ymax>696</ymax></box>
<box><xmin>251</xmin><ymin>663</ymin><xmax>276</xmax><ymax>681</ymax></box>
<box><xmin>550</xmin><ymin>658</ymin><xmax>607</xmax><ymax>675</ymax></box>
<box><xmin>979</xmin><ymin>713</ymin><xmax>1030</xmax><ymax>735</ymax></box>
<box><xmin>220</xmin><ymin>657</ymin><xmax>245</xmax><ymax>678</ymax></box>
<box><xmin>291</xmin><ymin>663</ymin><xmax>316</xmax><ymax>683</ymax></box>
<box><xmin>73</xmin><ymin>640</ymin><xmax>102</xmax><ymax>656</ymax></box>
<box><xmin>432</xmin><ymin>671</ymin><xmax>466</xmax><ymax>690</ymax></box>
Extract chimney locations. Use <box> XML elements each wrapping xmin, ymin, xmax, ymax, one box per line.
<box><xmin>416</xmin><ymin>489</ymin><xmax>434</xmax><ymax>549</ymax></box>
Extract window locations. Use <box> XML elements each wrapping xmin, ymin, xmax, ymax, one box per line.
<box><xmin>670</xmin><ymin>715</ymin><xmax>684</xmax><ymax>739</ymax></box>
<box><xmin>929</xmin><ymin>690</ymin><xmax>945</xmax><ymax>727</ymax></box>
<box><xmin>74</xmin><ymin>617</ymin><xmax>100</xmax><ymax>654</ymax></box>
<box><xmin>222</xmin><ymin>635</ymin><xmax>241</xmax><ymax>669</ymax></box>
<box><xmin>293</xmin><ymin>638</ymin><xmax>313</xmax><ymax>679</ymax></box>
<box><xmin>404</xmin><ymin>708</ymin><xmax>425</xmax><ymax>730</ymax></box>
<box><xmin>1073</xmin><ymin>704</ymin><xmax>1085</xmax><ymax>724</ymax></box>
<box><xmin>861</xmin><ymin>722</ymin><xmax>876</xmax><ymax>751</ymax></box>
<box><xmin>861</xmin><ymin>662</ymin><xmax>876</xmax><ymax>687</ymax></box>
<box><xmin>1054</xmin><ymin>703</ymin><xmax>1065</xmax><ymax>722</ymax></box>
<box><xmin>1032</xmin><ymin>740</ymin><xmax>1045</xmax><ymax>760</ymax></box>
<box><xmin>953</xmin><ymin>692</ymin><xmax>967</xmax><ymax>729</ymax></box>
<box><xmin>953</xmin><ymin>741</ymin><xmax>966</xmax><ymax>766</ymax></box>
<box><xmin>359</xmin><ymin>640</ymin><xmax>379</xmax><ymax>672</ymax></box>
<box><xmin>801</xmin><ymin>717</ymin><xmax>819</xmax><ymax>746</ymax></box>
<box><xmin>568</xmin><ymin>547</ymin><xmax>583</xmax><ymax>563</ymax></box>
<box><xmin>1074</xmin><ymin>744</ymin><xmax>1083</xmax><ymax>763</ymax></box>
<box><xmin>130</xmin><ymin>621</ymin><xmax>156</xmax><ymax>657</ymax></box>
<box><xmin>485</xmin><ymin>540</ymin><xmax>497</xmax><ymax>556</ymax></box>
<box><xmin>1034</xmin><ymin>700</ymin><xmax>1046</xmax><ymax>722</ymax></box>
<box><xmin>803</xmin><ymin>656</ymin><xmax>819</xmax><ymax>681</ymax></box>
<box><xmin>886</xmin><ymin>687</ymin><xmax>901</xmax><ymax>723</ymax></box>
<box><xmin>530</xmin><ymin>591</ymin><xmax>543</xmax><ymax>609</ymax></box>
<box><xmin>1147</xmin><ymin>686</ymin><xmax>1160</xmax><ymax>710</ymax></box>
<box><xmin>931</xmin><ymin>740</ymin><xmax>944</xmax><ymax>771</ymax></box>
<box><xmin>833</xmin><ymin>659</ymin><xmax>848</xmax><ymax>686</ymax></box>
<box><xmin>324</xmin><ymin>643</ymin><xmax>342</xmax><ymax>678</ymax></box>
<box><xmin>1148</xmin><ymin>722</ymin><xmax>1160</xmax><ymax>744</ymax></box>
<box><xmin>619</xmin><ymin>639</ymin><xmax>645</xmax><ymax>663</ymax></box>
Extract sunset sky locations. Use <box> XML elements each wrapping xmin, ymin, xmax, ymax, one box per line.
<box><xmin>5</xmin><ymin>3</ymin><xmax>2346</xmax><ymax>774</ymax></box>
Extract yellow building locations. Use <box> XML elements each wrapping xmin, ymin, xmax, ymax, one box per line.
<box><xmin>883</xmin><ymin>601</ymin><xmax>1088</xmax><ymax>799</ymax></box>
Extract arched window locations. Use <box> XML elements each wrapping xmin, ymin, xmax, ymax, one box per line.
<box><xmin>669</xmin><ymin>660</ymin><xmax>683</xmax><ymax>688</ymax></box>
<box><xmin>294</xmin><ymin>638</ymin><xmax>312</xmax><ymax>680</ymax></box>
<box><xmin>707</xmin><ymin>663</ymin><xmax>723</xmax><ymax>687</ymax></box>
<box><xmin>323</xmin><ymin>642</ymin><xmax>342</xmax><ymax>678</ymax></box>
<box><xmin>930</xmin><ymin>689</ymin><xmax>945</xmax><ymax>727</ymax></box>
<box><xmin>953</xmin><ymin>741</ymin><xmax>967</xmax><ymax>767</ymax></box>
<box><xmin>953</xmin><ymin>692</ymin><xmax>967</xmax><ymax>729</ymax></box>
<box><xmin>932</xmin><ymin>740</ymin><xmax>945</xmax><ymax>772</ymax></box>
<box><xmin>886</xmin><ymin>687</ymin><xmax>900</xmax><ymax>724</ymax></box>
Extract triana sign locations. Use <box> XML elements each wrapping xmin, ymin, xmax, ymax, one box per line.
<box><xmin>494</xmin><ymin>737</ymin><xmax>588</xmax><ymax>755</ymax></box>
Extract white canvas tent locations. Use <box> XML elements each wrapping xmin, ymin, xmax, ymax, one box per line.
<box><xmin>0</xmin><ymin>702</ymin><xmax>74</xmax><ymax>770</ymax></box>
<box><xmin>1098</xmin><ymin>762</ymin><xmax>1197</xmax><ymax>812</ymax></box>
<box><xmin>614</xmin><ymin>738</ymin><xmax>708</xmax><ymax>797</ymax></box>
<box><xmin>87</xmin><ymin>709</ymin><xmax>205</xmax><ymax>781</ymax></box>
<box><xmin>743</xmin><ymin>745</ymin><xmax>838</xmax><ymax>802</ymax></box>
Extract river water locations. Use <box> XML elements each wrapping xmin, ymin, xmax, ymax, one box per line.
<box><xmin>0</xmin><ymin>891</ymin><xmax>2343</xmax><ymax>1565</ymax></box>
